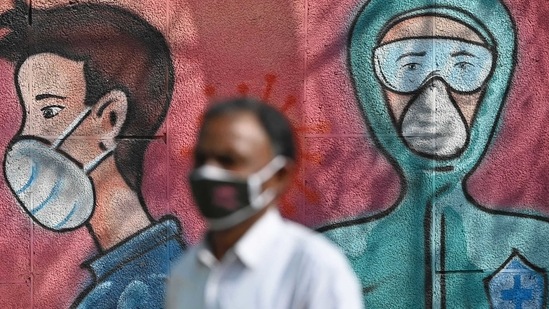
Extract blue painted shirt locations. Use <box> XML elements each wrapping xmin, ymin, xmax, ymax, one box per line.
<box><xmin>73</xmin><ymin>218</ymin><xmax>185</xmax><ymax>309</ymax></box>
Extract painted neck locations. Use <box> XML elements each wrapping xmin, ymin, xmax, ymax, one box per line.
<box><xmin>87</xmin><ymin>156</ymin><xmax>151</xmax><ymax>251</ymax></box>
<box><xmin>404</xmin><ymin>166</ymin><xmax>465</xmax><ymax>200</ymax></box>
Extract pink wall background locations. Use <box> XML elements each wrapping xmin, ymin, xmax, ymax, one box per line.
<box><xmin>0</xmin><ymin>0</ymin><xmax>548</xmax><ymax>307</ymax></box>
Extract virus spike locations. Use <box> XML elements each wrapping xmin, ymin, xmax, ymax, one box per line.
<box><xmin>295</xmin><ymin>121</ymin><xmax>332</xmax><ymax>134</ymax></box>
<box><xmin>300</xmin><ymin>152</ymin><xmax>323</xmax><ymax>165</ymax></box>
<box><xmin>262</xmin><ymin>74</ymin><xmax>277</xmax><ymax>101</ymax></box>
<box><xmin>295</xmin><ymin>181</ymin><xmax>320</xmax><ymax>204</ymax></box>
<box><xmin>180</xmin><ymin>146</ymin><xmax>194</xmax><ymax>158</ymax></box>
<box><xmin>280</xmin><ymin>202</ymin><xmax>297</xmax><ymax>218</ymax></box>
<box><xmin>281</xmin><ymin>95</ymin><xmax>297</xmax><ymax>112</ymax></box>
<box><xmin>237</xmin><ymin>83</ymin><xmax>249</xmax><ymax>96</ymax></box>
<box><xmin>179</xmin><ymin>117</ymin><xmax>202</xmax><ymax>158</ymax></box>
<box><xmin>204</xmin><ymin>85</ymin><xmax>216</xmax><ymax>98</ymax></box>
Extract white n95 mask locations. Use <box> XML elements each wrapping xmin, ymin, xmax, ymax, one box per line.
<box><xmin>4</xmin><ymin>106</ymin><xmax>114</xmax><ymax>231</ymax></box>
<box><xmin>400</xmin><ymin>79</ymin><xmax>468</xmax><ymax>158</ymax></box>
<box><xmin>189</xmin><ymin>155</ymin><xmax>287</xmax><ymax>231</ymax></box>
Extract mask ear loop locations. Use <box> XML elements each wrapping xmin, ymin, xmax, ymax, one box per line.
<box><xmin>83</xmin><ymin>147</ymin><xmax>115</xmax><ymax>174</ymax></box>
<box><xmin>253</xmin><ymin>156</ymin><xmax>287</xmax><ymax>181</ymax></box>
<box><xmin>51</xmin><ymin>106</ymin><xmax>92</xmax><ymax>149</ymax></box>
<box><xmin>49</xmin><ymin>106</ymin><xmax>115</xmax><ymax>174</ymax></box>
<box><xmin>248</xmin><ymin>156</ymin><xmax>287</xmax><ymax>208</ymax></box>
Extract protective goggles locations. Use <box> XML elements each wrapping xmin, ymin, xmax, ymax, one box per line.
<box><xmin>373</xmin><ymin>38</ymin><xmax>494</xmax><ymax>93</ymax></box>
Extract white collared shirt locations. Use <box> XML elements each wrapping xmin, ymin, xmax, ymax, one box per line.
<box><xmin>166</xmin><ymin>209</ymin><xmax>363</xmax><ymax>309</ymax></box>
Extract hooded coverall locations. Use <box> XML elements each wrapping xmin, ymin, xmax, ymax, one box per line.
<box><xmin>321</xmin><ymin>0</ymin><xmax>549</xmax><ymax>308</ymax></box>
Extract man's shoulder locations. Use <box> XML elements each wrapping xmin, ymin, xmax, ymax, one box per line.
<box><xmin>278</xmin><ymin>219</ymin><xmax>363</xmax><ymax>307</ymax></box>
<box><xmin>281</xmin><ymin>219</ymin><xmax>352</xmax><ymax>269</ymax></box>
<box><xmin>170</xmin><ymin>244</ymin><xmax>201</xmax><ymax>276</ymax></box>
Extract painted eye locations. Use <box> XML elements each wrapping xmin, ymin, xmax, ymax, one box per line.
<box><xmin>41</xmin><ymin>105</ymin><xmax>65</xmax><ymax>119</ymax></box>
<box><xmin>402</xmin><ymin>63</ymin><xmax>420</xmax><ymax>71</ymax></box>
<box><xmin>455</xmin><ymin>62</ymin><xmax>473</xmax><ymax>70</ymax></box>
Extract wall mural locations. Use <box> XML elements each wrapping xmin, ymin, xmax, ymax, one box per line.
<box><xmin>0</xmin><ymin>0</ymin><xmax>548</xmax><ymax>308</ymax></box>
<box><xmin>320</xmin><ymin>0</ymin><xmax>549</xmax><ymax>308</ymax></box>
<box><xmin>0</xmin><ymin>1</ymin><xmax>184</xmax><ymax>308</ymax></box>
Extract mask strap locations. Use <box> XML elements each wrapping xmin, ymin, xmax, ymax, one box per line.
<box><xmin>51</xmin><ymin>106</ymin><xmax>93</xmax><ymax>149</ymax></box>
<box><xmin>48</xmin><ymin>105</ymin><xmax>116</xmax><ymax>174</ymax></box>
<box><xmin>83</xmin><ymin>146</ymin><xmax>115</xmax><ymax>174</ymax></box>
<box><xmin>253</xmin><ymin>156</ymin><xmax>287</xmax><ymax>182</ymax></box>
<box><xmin>251</xmin><ymin>187</ymin><xmax>277</xmax><ymax>209</ymax></box>
<box><xmin>248</xmin><ymin>155</ymin><xmax>287</xmax><ymax>198</ymax></box>
<box><xmin>207</xmin><ymin>205</ymin><xmax>260</xmax><ymax>231</ymax></box>
<box><xmin>247</xmin><ymin>155</ymin><xmax>287</xmax><ymax>210</ymax></box>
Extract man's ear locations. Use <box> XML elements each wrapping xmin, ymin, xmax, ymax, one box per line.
<box><xmin>93</xmin><ymin>89</ymin><xmax>128</xmax><ymax>150</ymax></box>
<box><xmin>274</xmin><ymin>159</ymin><xmax>296</xmax><ymax>193</ymax></box>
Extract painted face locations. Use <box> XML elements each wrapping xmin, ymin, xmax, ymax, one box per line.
<box><xmin>4</xmin><ymin>53</ymin><xmax>106</xmax><ymax>231</ymax></box>
<box><xmin>17</xmin><ymin>53</ymin><xmax>100</xmax><ymax>164</ymax></box>
<box><xmin>377</xmin><ymin>16</ymin><xmax>493</xmax><ymax>159</ymax></box>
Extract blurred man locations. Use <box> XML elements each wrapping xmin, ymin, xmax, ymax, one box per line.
<box><xmin>167</xmin><ymin>98</ymin><xmax>362</xmax><ymax>309</ymax></box>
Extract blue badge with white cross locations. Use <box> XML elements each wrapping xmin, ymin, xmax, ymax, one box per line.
<box><xmin>485</xmin><ymin>251</ymin><xmax>546</xmax><ymax>309</ymax></box>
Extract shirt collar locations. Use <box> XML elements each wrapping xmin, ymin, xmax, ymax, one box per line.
<box><xmin>196</xmin><ymin>242</ymin><xmax>218</xmax><ymax>268</ymax></box>
<box><xmin>197</xmin><ymin>208</ymin><xmax>283</xmax><ymax>269</ymax></box>
<box><xmin>234</xmin><ymin>208</ymin><xmax>283</xmax><ymax>268</ymax></box>
<box><xmin>84</xmin><ymin>217</ymin><xmax>181</xmax><ymax>281</ymax></box>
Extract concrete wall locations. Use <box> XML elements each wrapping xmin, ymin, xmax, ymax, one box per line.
<box><xmin>0</xmin><ymin>0</ymin><xmax>548</xmax><ymax>307</ymax></box>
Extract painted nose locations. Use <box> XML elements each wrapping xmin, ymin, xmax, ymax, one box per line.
<box><xmin>425</xmin><ymin>76</ymin><xmax>448</xmax><ymax>91</ymax></box>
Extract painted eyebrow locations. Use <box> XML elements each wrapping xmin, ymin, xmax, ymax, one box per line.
<box><xmin>36</xmin><ymin>94</ymin><xmax>67</xmax><ymax>101</ymax></box>
<box><xmin>396</xmin><ymin>51</ymin><xmax>426</xmax><ymax>61</ymax></box>
<box><xmin>451</xmin><ymin>50</ymin><xmax>477</xmax><ymax>58</ymax></box>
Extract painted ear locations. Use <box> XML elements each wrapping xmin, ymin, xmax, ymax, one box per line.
<box><xmin>93</xmin><ymin>89</ymin><xmax>128</xmax><ymax>150</ymax></box>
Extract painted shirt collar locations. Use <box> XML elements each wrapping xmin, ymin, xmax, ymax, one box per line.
<box><xmin>84</xmin><ymin>217</ymin><xmax>182</xmax><ymax>281</ymax></box>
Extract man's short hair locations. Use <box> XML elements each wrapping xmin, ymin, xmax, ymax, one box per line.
<box><xmin>200</xmin><ymin>98</ymin><xmax>296</xmax><ymax>162</ymax></box>
<box><xmin>0</xmin><ymin>1</ymin><xmax>174</xmax><ymax>191</ymax></box>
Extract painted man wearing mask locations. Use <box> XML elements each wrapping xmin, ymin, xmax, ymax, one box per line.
<box><xmin>321</xmin><ymin>0</ymin><xmax>549</xmax><ymax>307</ymax></box>
<box><xmin>0</xmin><ymin>2</ymin><xmax>184</xmax><ymax>307</ymax></box>
<box><xmin>167</xmin><ymin>98</ymin><xmax>363</xmax><ymax>309</ymax></box>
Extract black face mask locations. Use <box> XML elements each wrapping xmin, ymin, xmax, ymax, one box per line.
<box><xmin>189</xmin><ymin>156</ymin><xmax>287</xmax><ymax>231</ymax></box>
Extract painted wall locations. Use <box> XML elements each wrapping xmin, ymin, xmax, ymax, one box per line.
<box><xmin>0</xmin><ymin>0</ymin><xmax>548</xmax><ymax>307</ymax></box>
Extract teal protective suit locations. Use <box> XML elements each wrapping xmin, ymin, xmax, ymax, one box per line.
<box><xmin>321</xmin><ymin>0</ymin><xmax>549</xmax><ymax>308</ymax></box>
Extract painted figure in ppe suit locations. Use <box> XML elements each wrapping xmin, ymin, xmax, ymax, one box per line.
<box><xmin>321</xmin><ymin>0</ymin><xmax>549</xmax><ymax>308</ymax></box>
